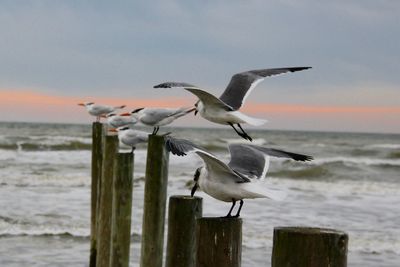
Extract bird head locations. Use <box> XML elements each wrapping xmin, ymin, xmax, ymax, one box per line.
<box><xmin>78</xmin><ymin>102</ymin><xmax>94</xmax><ymax>107</ymax></box>
<box><xmin>108</xmin><ymin>126</ymin><xmax>130</xmax><ymax>133</ymax></box>
<box><xmin>190</xmin><ymin>167</ymin><xmax>202</xmax><ymax>197</ymax></box>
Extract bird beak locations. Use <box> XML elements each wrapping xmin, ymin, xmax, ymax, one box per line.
<box><xmin>119</xmin><ymin>112</ymin><xmax>131</xmax><ymax>116</ymax></box>
<box><xmin>108</xmin><ymin>128</ymin><xmax>117</xmax><ymax>132</ymax></box>
<box><xmin>191</xmin><ymin>183</ymin><xmax>198</xmax><ymax>197</ymax></box>
<box><xmin>78</xmin><ymin>103</ymin><xmax>85</xmax><ymax>106</ymax></box>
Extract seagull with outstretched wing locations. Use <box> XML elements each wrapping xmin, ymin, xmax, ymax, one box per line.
<box><xmin>154</xmin><ymin>67</ymin><xmax>311</xmax><ymax>141</ymax></box>
<box><xmin>166</xmin><ymin>137</ymin><xmax>313</xmax><ymax>217</ymax></box>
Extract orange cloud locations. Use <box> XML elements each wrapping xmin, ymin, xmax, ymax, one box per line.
<box><xmin>1</xmin><ymin>89</ymin><xmax>399</xmax><ymax>132</ymax></box>
<box><xmin>0</xmin><ymin>89</ymin><xmax>188</xmax><ymax>108</ymax></box>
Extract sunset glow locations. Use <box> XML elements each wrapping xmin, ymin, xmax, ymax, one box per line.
<box><xmin>1</xmin><ymin>89</ymin><xmax>399</xmax><ymax>133</ymax></box>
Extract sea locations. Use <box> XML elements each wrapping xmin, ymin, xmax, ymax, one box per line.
<box><xmin>0</xmin><ymin>121</ymin><xmax>399</xmax><ymax>267</ymax></box>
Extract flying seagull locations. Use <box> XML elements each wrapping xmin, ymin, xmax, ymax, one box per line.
<box><xmin>166</xmin><ymin>137</ymin><xmax>313</xmax><ymax>217</ymax></box>
<box><xmin>154</xmin><ymin>67</ymin><xmax>311</xmax><ymax>141</ymax></box>
<box><xmin>120</xmin><ymin>107</ymin><xmax>195</xmax><ymax>134</ymax></box>
<box><xmin>78</xmin><ymin>102</ymin><xmax>126</xmax><ymax>122</ymax></box>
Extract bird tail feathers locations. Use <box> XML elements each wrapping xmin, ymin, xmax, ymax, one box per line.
<box><xmin>243</xmin><ymin>182</ymin><xmax>287</xmax><ymax>201</ymax></box>
<box><xmin>233</xmin><ymin>112</ymin><xmax>267</xmax><ymax>126</ymax></box>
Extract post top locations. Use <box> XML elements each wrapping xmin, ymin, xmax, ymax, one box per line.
<box><xmin>170</xmin><ymin>195</ymin><xmax>203</xmax><ymax>200</ymax></box>
<box><xmin>197</xmin><ymin>217</ymin><xmax>242</xmax><ymax>223</ymax></box>
<box><xmin>274</xmin><ymin>226</ymin><xmax>347</xmax><ymax>236</ymax></box>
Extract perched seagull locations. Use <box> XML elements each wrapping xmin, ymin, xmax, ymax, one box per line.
<box><xmin>109</xmin><ymin>126</ymin><xmax>149</xmax><ymax>152</ymax></box>
<box><xmin>154</xmin><ymin>67</ymin><xmax>311</xmax><ymax>141</ymax></box>
<box><xmin>166</xmin><ymin>137</ymin><xmax>313</xmax><ymax>217</ymax></box>
<box><xmin>78</xmin><ymin>102</ymin><xmax>126</xmax><ymax>122</ymax></box>
<box><xmin>120</xmin><ymin>107</ymin><xmax>196</xmax><ymax>134</ymax></box>
<box><xmin>102</xmin><ymin>113</ymin><xmax>138</xmax><ymax>128</ymax></box>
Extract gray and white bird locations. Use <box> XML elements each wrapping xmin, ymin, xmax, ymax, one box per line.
<box><xmin>103</xmin><ymin>113</ymin><xmax>138</xmax><ymax>128</ymax></box>
<box><xmin>166</xmin><ymin>137</ymin><xmax>313</xmax><ymax>217</ymax></box>
<box><xmin>110</xmin><ymin>126</ymin><xmax>149</xmax><ymax>152</ymax></box>
<box><xmin>78</xmin><ymin>102</ymin><xmax>126</xmax><ymax>122</ymax></box>
<box><xmin>120</xmin><ymin>107</ymin><xmax>195</xmax><ymax>134</ymax></box>
<box><xmin>154</xmin><ymin>67</ymin><xmax>311</xmax><ymax>141</ymax></box>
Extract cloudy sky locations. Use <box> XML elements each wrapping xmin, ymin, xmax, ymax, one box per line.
<box><xmin>1</xmin><ymin>0</ymin><xmax>399</xmax><ymax>133</ymax></box>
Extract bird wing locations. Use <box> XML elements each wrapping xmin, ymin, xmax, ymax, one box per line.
<box><xmin>166</xmin><ymin>137</ymin><xmax>249</xmax><ymax>183</ymax></box>
<box><xmin>153</xmin><ymin>82</ymin><xmax>198</xmax><ymax>88</ymax></box>
<box><xmin>247</xmin><ymin>145</ymin><xmax>314</xmax><ymax>161</ymax></box>
<box><xmin>184</xmin><ymin>88</ymin><xmax>234</xmax><ymax>111</ymax></box>
<box><xmin>228</xmin><ymin>144</ymin><xmax>270</xmax><ymax>180</ymax></box>
<box><xmin>228</xmin><ymin>144</ymin><xmax>313</xmax><ymax>180</ymax></box>
<box><xmin>219</xmin><ymin>67</ymin><xmax>311</xmax><ymax>110</ymax></box>
<box><xmin>140</xmin><ymin>108</ymin><xmax>181</xmax><ymax>125</ymax></box>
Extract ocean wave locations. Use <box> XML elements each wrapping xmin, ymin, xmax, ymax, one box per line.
<box><xmin>0</xmin><ymin>141</ymin><xmax>91</xmax><ymax>151</ymax></box>
<box><xmin>311</xmin><ymin>157</ymin><xmax>400</xmax><ymax>167</ymax></box>
<box><xmin>366</xmin><ymin>144</ymin><xmax>400</xmax><ymax>149</ymax></box>
<box><xmin>269</xmin><ymin>165</ymin><xmax>331</xmax><ymax>180</ymax></box>
<box><xmin>0</xmin><ymin>135</ymin><xmax>92</xmax><ymax>151</ymax></box>
<box><xmin>387</xmin><ymin>151</ymin><xmax>400</xmax><ymax>159</ymax></box>
<box><xmin>0</xmin><ymin>215</ymin><xmax>142</xmax><ymax>240</ymax></box>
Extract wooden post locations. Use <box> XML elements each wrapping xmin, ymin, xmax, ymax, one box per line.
<box><xmin>110</xmin><ymin>152</ymin><xmax>134</xmax><ymax>267</ymax></box>
<box><xmin>271</xmin><ymin>227</ymin><xmax>348</xmax><ymax>267</ymax></box>
<box><xmin>96</xmin><ymin>134</ymin><xmax>118</xmax><ymax>267</ymax></box>
<box><xmin>90</xmin><ymin>122</ymin><xmax>103</xmax><ymax>267</ymax></box>
<box><xmin>140</xmin><ymin>135</ymin><xmax>169</xmax><ymax>267</ymax></box>
<box><xmin>196</xmin><ymin>217</ymin><xmax>242</xmax><ymax>267</ymax></box>
<box><xmin>166</xmin><ymin>195</ymin><xmax>203</xmax><ymax>267</ymax></box>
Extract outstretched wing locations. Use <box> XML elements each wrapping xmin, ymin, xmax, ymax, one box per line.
<box><xmin>185</xmin><ymin>88</ymin><xmax>234</xmax><ymax>111</ymax></box>
<box><xmin>154</xmin><ymin>82</ymin><xmax>234</xmax><ymax>112</ymax></box>
<box><xmin>166</xmin><ymin>137</ymin><xmax>249</xmax><ymax>183</ymax></box>
<box><xmin>247</xmin><ymin>145</ymin><xmax>313</xmax><ymax>162</ymax></box>
<box><xmin>228</xmin><ymin>144</ymin><xmax>313</xmax><ymax>180</ymax></box>
<box><xmin>228</xmin><ymin>144</ymin><xmax>270</xmax><ymax>180</ymax></box>
<box><xmin>219</xmin><ymin>67</ymin><xmax>311</xmax><ymax>110</ymax></box>
<box><xmin>154</xmin><ymin>82</ymin><xmax>198</xmax><ymax>88</ymax></box>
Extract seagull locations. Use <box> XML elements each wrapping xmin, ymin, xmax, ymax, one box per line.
<box><xmin>78</xmin><ymin>102</ymin><xmax>126</xmax><ymax>122</ymax></box>
<box><xmin>166</xmin><ymin>137</ymin><xmax>313</xmax><ymax>217</ymax></box>
<box><xmin>154</xmin><ymin>67</ymin><xmax>311</xmax><ymax>141</ymax></box>
<box><xmin>102</xmin><ymin>113</ymin><xmax>138</xmax><ymax>128</ymax></box>
<box><xmin>109</xmin><ymin>126</ymin><xmax>149</xmax><ymax>152</ymax></box>
<box><xmin>120</xmin><ymin>107</ymin><xmax>196</xmax><ymax>134</ymax></box>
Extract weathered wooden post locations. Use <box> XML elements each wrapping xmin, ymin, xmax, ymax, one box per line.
<box><xmin>140</xmin><ymin>135</ymin><xmax>169</xmax><ymax>267</ymax></box>
<box><xmin>271</xmin><ymin>227</ymin><xmax>348</xmax><ymax>267</ymax></box>
<box><xmin>110</xmin><ymin>152</ymin><xmax>134</xmax><ymax>267</ymax></box>
<box><xmin>196</xmin><ymin>217</ymin><xmax>242</xmax><ymax>267</ymax></box>
<box><xmin>96</xmin><ymin>134</ymin><xmax>118</xmax><ymax>267</ymax></box>
<box><xmin>166</xmin><ymin>195</ymin><xmax>203</xmax><ymax>267</ymax></box>
<box><xmin>89</xmin><ymin>122</ymin><xmax>103</xmax><ymax>267</ymax></box>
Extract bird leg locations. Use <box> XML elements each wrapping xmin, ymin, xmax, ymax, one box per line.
<box><xmin>228</xmin><ymin>123</ymin><xmax>248</xmax><ymax>140</ymax></box>
<box><xmin>237</xmin><ymin>124</ymin><xmax>253</xmax><ymax>142</ymax></box>
<box><xmin>152</xmin><ymin>126</ymin><xmax>160</xmax><ymax>135</ymax></box>
<box><xmin>225</xmin><ymin>199</ymin><xmax>236</xmax><ymax>218</ymax></box>
<box><xmin>234</xmin><ymin>199</ymin><xmax>244</xmax><ymax>217</ymax></box>
<box><xmin>131</xmin><ymin>147</ymin><xmax>136</xmax><ymax>153</ymax></box>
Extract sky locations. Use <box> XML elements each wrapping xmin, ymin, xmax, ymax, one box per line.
<box><xmin>0</xmin><ymin>0</ymin><xmax>399</xmax><ymax>133</ymax></box>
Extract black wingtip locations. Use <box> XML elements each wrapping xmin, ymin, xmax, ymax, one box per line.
<box><xmin>165</xmin><ymin>138</ymin><xmax>187</xmax><ymax>156</ymax></box>
<box><xmin>290</xmin><ymin>66</ymin><xmax>312</xmax><ymax>72</ymax></box>
<box><xmin>153</xmin><ymin>83</ymin><xmax>171</xmax><ymax>89</ymax></box>
<box><xmin>297</xmin><ymin>154</ymin><xmax>314</xmax><ymax>161</ymax></box>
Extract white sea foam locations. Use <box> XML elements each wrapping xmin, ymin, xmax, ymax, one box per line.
<box><xmin>310</xmin><ymin>156</ymin><xmax>400</xmax><ymax>167</ymax></box>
